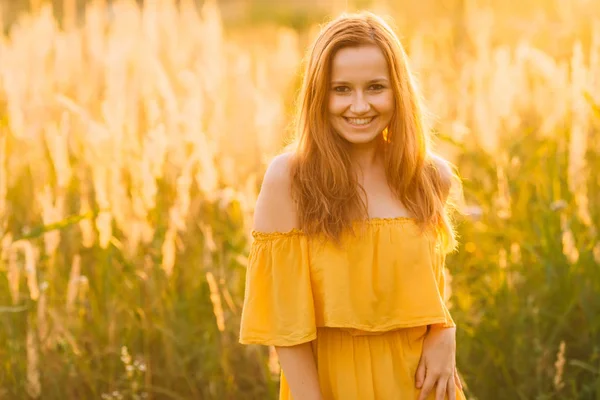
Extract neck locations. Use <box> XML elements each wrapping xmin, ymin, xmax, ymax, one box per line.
<box><xmin>348</xmin><ymin>141</ymin><xmax>381</xmax><ymax>173</ymax></box>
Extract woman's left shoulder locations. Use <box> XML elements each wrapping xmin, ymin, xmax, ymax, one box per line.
<box><xmin>427</xmin><ymin>153</ymin><xmax>455</xmax><ymax>201</ymax></box>
<box><xmin>429</xmin><ymin>153</ymin><xmax>453</xmax><ymax>178</ymax></box>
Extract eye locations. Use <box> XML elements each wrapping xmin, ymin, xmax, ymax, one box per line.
<box><xmin>333</xmin><ymin>86</ymin><xmax>350</xmax><ymax>93</ymax></box>
<box><xmin>369</xmin><ymin>84</ymin><xmax>385</xmax><ymax>91</ymax></box>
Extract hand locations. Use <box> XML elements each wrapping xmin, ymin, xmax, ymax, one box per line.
<box><xmin>415</xmin><ymin>326</ymin><xmax>460</xmax><ymax>400</ymax></box>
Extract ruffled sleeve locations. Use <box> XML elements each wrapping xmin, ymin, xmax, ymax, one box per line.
<box><xmin>433</xmin><ymin>247</ymin><xmax>456</xmax><ymax>328</ymax></box>
<box><xmin>239</xmin><ymin>231</ymin><xmax>317</xmax><ymax>346</ymax></box>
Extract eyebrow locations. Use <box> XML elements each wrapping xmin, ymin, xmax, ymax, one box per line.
<box><xmin>330</xmin><ymin>78</ymin><xmax>389</xmax><ymax>85</ymax></box>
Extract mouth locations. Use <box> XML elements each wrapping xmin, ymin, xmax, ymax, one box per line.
<box><xmin>343</xmin><ymin>116</ymin><xmax>377</xmax><ymax>127</ymax></box>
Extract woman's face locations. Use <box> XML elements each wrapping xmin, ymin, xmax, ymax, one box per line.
<box><xmin>328</xmin><ymin>44</ymin><xmax>394</xmax><ymax>146</ymax></box>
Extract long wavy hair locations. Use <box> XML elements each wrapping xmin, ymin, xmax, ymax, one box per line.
<box><xmin>288</xmin><ymin>11</ymin><xmax>461</xmax><ymax>252</ymax></box>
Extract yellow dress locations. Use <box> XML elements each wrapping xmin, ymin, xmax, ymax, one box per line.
<box><xmin>239</xmin><ymin>217</ymin><xmax>466</xmax><ymax>400</ymax></box>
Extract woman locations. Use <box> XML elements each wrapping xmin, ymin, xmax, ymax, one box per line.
<box><xmin>239</xmin><ymin>11</ymin><xmax>466</xmax><ymax>400</ymax></box>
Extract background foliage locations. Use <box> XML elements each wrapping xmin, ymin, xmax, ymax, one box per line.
<box><xmin>0</xmin><ymin>0</ymin><xmax>599</xmax><ymax>398</ymax></box>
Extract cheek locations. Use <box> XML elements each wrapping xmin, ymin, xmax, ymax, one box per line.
<box><xmin>373</xmin><ymin>93</ymin><xmax>395</xmax><ymax>114</ymax></box>
<box><xmin>328</xmin><ymin>96</ymin><xmax>347</xmax><ymax>115</ymax></box>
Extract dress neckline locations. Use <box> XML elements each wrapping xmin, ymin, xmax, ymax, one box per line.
<box><xmin>251</xmin><ymin>216</ymin><xmax>416</xmax><ymax>240</ymax></box>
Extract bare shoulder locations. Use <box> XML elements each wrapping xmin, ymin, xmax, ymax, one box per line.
<box><xmin>252</xmin><ymin>152</ymin><xmax>298</xmax><ymax>233</ymax></box>
<box><xmin>430</xmin><ymin>153</ymin><xmax>453</xmax><ymax>182</ymax></box>
<box><xmin>428</xmin><ymin>153</ymin><xmax>455</xmax><ymax>201</ymax></box>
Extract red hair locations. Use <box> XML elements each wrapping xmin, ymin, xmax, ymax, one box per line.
<box><xmin>288</xmin><ymin>11</ymin><xmax>461</xmax><ymax>252</ymax></box>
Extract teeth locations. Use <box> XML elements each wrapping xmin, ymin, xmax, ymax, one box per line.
<box><xmin>346</xmin><ymin>117</ymin><xmax>374</xmax><ymax>125</ymax></box>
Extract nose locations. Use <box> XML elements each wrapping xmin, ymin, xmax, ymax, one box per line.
<box><xmin>349</xmin><ymin>91</ymin><xmax>370</xmax><ymax>115</ymax></box>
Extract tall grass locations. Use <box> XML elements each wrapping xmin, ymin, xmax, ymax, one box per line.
<box><xmin>0</xmin><ymin>0</ymin><xmax>598</xmax><ymax>398</ymax></box>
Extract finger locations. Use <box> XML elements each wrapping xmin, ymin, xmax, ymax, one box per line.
<box><xmin>417</xmin><ymin>375</ymin><xmax>437</xmax><ymax>400</ymax></box>
<box><xmin>415</xmin><ymin>359</ymin><xmax>426</xmax><ymax>389</ymax></box>
<box><xmin>454</xmin><ymin>368</ymin><xmax>463</xmax><ymax>391</ymax></box>
<box><xmin>447</xmin><ymin>375</ymin><xmax>456</xmax><ymax>400</ymax></box>
<box><xmin>435</xmin><ymin>378</ymin><xmax>447</xmax><ymax>400</ymax></box>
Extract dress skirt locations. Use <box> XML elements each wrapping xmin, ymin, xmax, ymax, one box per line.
<box><xmin>278</xmin><ymin>326</ymin><xmax>467</xmax><ymax>400</ymax></box>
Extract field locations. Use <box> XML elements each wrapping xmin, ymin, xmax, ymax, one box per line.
<box><xmin>0</xmin><ymin>0</ymin><xmax>599</xmax><ymax>399</ymax></box>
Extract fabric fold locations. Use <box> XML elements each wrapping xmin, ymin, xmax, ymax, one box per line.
<box><xmin>239</xmin><ymin>232</ymin><xmax>317</xmax><ymax>346</ymax></box>
<box><xmin>433</xmin><ymin>249</ymin><xmax>456</xmax><ymax>328</ymax></box>
<box><xmin>239</xmin><ymin>218</ymin><xmax>457</xmax><ymax>346</ymax></box>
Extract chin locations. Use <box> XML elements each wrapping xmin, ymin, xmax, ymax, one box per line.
<box><xmin>339</xmin><ymin>132</ymin><xmax>382</xmax><ymax>145</ymax></box>
<box><xmin>334</xmin><ymin>124</ymin><xmax>384</xmax><ymax>144</ymax></box>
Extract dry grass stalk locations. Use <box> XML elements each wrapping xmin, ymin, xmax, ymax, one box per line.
<box><xmin>0</xmin><ymin>132</ymin><xmax>7</xmax><ymax>218</ymax></box>
<box><xmin>95</xmin><ymin>210</ymin><xmax>113</xmax><ymax>249</ymax></box>
<box><xmin>79</xmin><ymin>194</ymin><xmax>96</xmax><ymax>248</ymax></box>
<box><xmin>221</xmin><ymin>286</ymin><xmax>238</xmax><ymax>314</ymax></box>
<box><xmin>495</xmin><ymin>162</ymin><xmax>512</xmax><ymax>220</ymax></box>
<box><xmin>48</xmin><ymin>308</ymin><xmax>82</xmax><ymax>356</ymax></box>
<box><xmin>268</xmin><ymin>346</ymin><xmax>280</xmax><ymax>376</ymax></box>
<box><xmin>553</xmin><ymin>340</ymin><xmax>566</xmax><ymax>391</ymax></box>
<box><xmin>161</xmin><ymin>228</ymin><xmax>177</xmax><ymax>278</ymax></box>
<box><xmin>23</xmin><ymin>242</ymin><xmax>40</xmax><ymax>301</ymax></box>
<box><xmin>498</xmin><ymin>248</ymin><xmax>508</xmax><ymax>269</ymax></box>
<box><xmin>3</xmin><ymin>234</ymin><xmax>19</xmax><ymax>304</ymax></box>
<box><xmin>510</xmin><ymin>243</ymin><xmax>521</xmax><ymax>264</ymax></box>
<box><xmin>594</xmin><ymin>243</ymin><xmax>600</xmax><ymax>264</ymax></box>
<box><xmin>205</xmin><ymin>271</ymin><xmax>225</xmax><ymax>332</ymax></box>
<box><xmin>63</xmin><ymin>0</ymin><xmax>76</xmax><ymax>31</ymax></box>
<box><xmin>6</xmin><ymin>240</ymin><xmax>39</xmax><ymax>302</ymax></box>
<box><xmin>26</xmin><ymin>318</ymin><xmax>41</xmax><ymax>399</ymax></box>
<box><xmin>561</xmin><ymin>214</ymin><xmax>580</xmax><ymax>264</ymax></box>
<box><xmin>66</xmin><ymin>254</ymin><xmax>81</xmax><ymax>313</ymax></box>
<box><xmin>443</xmin><ymin>267</ymin><xmax>453</xmax><ymax>308</ymax></box>
<box><xmin>44</xmin><ymin>113</ymin><xmax>73</xmax><ymax>189</ymax></box>
<box><xmin>37</xmin><ymin>185</ymin><xmax>63</xmax><ymax>256</ymax></box>
<box><xmin>568</xmin><ymin>42</ymin><xmax>592</xmax><ymax>227</ymax></box>
<box><xmin>0</xmin><ymin>2</ymin><xmax>4</xmax><ymax>35</ymax></box>
<box><xmin>37</xmin><ymin>287</ymin><xmax>48</xmax><ymax>348</ymax></box>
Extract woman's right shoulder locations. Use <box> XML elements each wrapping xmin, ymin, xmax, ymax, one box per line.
<box><xmin>262</xmin><ymin>152</ymin><xmax>295</xmax><ymax>188</ymax></box>
<box><xmin>253</xmin><ymin>152</ymin><xmax>298</xmax><ymax>233</ymax></box>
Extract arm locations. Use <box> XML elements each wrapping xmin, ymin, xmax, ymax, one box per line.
<box><xmin>415</xmin><ymin>257</ymin><xmax>461</xmax><ymax>400</ymax></box>
<box><xmin>416</xmin><ymin>154</ymin><xmax>463</xmax><ymax>399</ymax></box>
<box><xmin>254</xmin><ymin>153</ymin><xmax>323</xmax><ymax>400</ymax></box>
<box><xmin>416</xmin><ymin>326</ymin><xmax>459</xmax><ymax>400</ymax></box>
<box><xmin>276</xmin><ymin>343</ymin><xmax>323</xmax><ymax>400</ymax></box>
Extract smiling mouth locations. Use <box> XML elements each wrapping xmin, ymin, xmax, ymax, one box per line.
<box><xmin>344</xmin><ymin>116</ymin><xmax>376</xmax><ymax>126</ymax></box>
